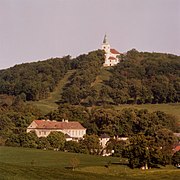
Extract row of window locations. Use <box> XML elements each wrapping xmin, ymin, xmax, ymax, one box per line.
<box><xmin>70</xmin><ymin>130</ymin><xmax>84</xmax><ymax>136</ymax></box>
<box><xmin>38</xmin><ymin>130</ymin><xmax>85</xmax><ymax>136</ymax></box>
<box><xmin>39</xmin><ymin>131</ymin><xmax>47</xmax><ymax>135</ymax></box>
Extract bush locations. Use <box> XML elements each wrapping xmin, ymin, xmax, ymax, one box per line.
<box><xmin>64</xmin><ymin>141</ymin><xmax>81</xmax><ymax>153</ymax></box>
<box><xmin>47</xmin><ymin>131</ymin><xmax>65</xmax><ymax>150</ymax></box>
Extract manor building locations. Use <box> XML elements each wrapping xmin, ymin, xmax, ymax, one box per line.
<box><xmin>27</xmin><ymin>120</ymin><xmax>86</xmax><ymax>141</ymax></box>
<box><xmin>102</xmin><ymin>34</ymin><xmax>121</xmax><ymax>67</ymax></box>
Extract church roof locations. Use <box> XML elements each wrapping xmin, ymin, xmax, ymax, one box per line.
<box><xmin>103</xmin><ymin>34</ymin><xmax>108</xmax><ymax>44</ymax></box>
<box><xmin>110</xmin><ymin>49</ymin><xmax>120</xmax><ymax>54</ymax></box>
<box><xmin>31</xmin><ymin>120</ymin><xmax>86</xmax><ymax>130</ymax></box>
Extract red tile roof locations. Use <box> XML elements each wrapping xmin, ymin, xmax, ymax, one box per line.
<box><xmin>173</xmin><ymin>142</ymin><xmax>180</xmax><ymax>153</ymax></box>
<box><xmin>110</xmin><ymin>49</ymin><xmax>120</xmax><ymax>54</ymax></box>
<box><xmin>33</xmin><ymin>120</ymin><xmax>86</xmax><ymax>130</ymax></box>
<box><xmin>173</xmin><ymin>145</ymin><xmax>180</xmax><ymax>153</ymax></box>
<box><xmin>109</xmin><ymin>56</ymin><xmax>117</xmax><ymax>60</ymax></box>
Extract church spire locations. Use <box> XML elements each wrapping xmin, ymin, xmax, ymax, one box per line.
<box><xmin>103</xmin><ymin>34</ymin><xmax>108</xmax><ymax>44</ymax></box>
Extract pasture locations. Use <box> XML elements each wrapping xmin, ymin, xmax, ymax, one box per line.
<box><xmin>0</xmin><ymin>146</ymin><xmax>179</xmax><ymax>180</ymax></box>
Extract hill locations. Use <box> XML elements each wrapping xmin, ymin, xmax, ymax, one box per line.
<box><xmin>0</xmin><ymin>146</ymin><xmax>179</xmax><ymax>180</ymax></box>
<box><xmin>0</xmin><ymin>49</ymin><xmax>179</xmax><ymax>107</ymax></box>
<box><xmin>0</xmin><ymin>56</ymin><xmax>71</xmax><ymax>101</ymax></box>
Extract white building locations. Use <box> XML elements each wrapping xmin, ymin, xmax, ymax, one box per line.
<box><xmin>99</xmin><ymin>133</ymin><xmax>110</xmax><ymax>149</ymax></box>
<box><xmin>102</xmin><ymin>34</ymin><xmax>121</xmax><ymax>67</ymax></box>
<box><xmin>27</xmin><ymin>119</ymin><xmax>86</xmax><ymax>141</ymax></box>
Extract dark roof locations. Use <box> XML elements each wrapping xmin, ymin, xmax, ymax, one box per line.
<box><xmin>100</xmin><ymin>134</ymin><xmax>110</xmax><ymax>138</ymax></box>
<box><xmin>65</xmin><ymin>134</ymin><xmax>72</xmax><ymax>138</ymax></box>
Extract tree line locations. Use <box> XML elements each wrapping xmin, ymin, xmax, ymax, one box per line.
<box><xmin>46</xmin><ymin>104</ymin><xmax>179</xmax><ymax>136</ymax></box>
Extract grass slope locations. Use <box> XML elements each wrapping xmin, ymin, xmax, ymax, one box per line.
<box><xmin>113</xmin><ymin>103</ymin><xmax>180</xmax><ymax>121</ymax></box>
<box><xmin>0</xmin><ymin>146</ymin><xmax>179</xmax><ymax>180</ymax></box>
<box><xmin>91</xmin><ymin>67</ymin><xmax>112</xmax><ymax>91</ymax></box>
<box><xmin>28</xmin><ymin>70</ymin><xmax>75</xmax><ymax>114</ymax></box>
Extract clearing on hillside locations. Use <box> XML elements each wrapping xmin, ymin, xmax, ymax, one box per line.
<box><xmin>28</xmin><ymin>70</ymin><xmax>75</xmax><ymax>114</ymax></box>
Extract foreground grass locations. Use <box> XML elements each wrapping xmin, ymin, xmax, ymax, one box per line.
<box><xmin>0</xmin><ymin>146</ymin><xmax>117</xmax><ymax>168</ymax></box>
<box><xmin>0</xmin><ymin>146</ymin><xmax>179</xmax><ymax>180</ymax></box>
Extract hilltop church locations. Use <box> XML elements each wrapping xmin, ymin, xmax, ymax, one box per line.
<box><xmin>102</xmin><ymin>34</ymin><xmax>121</xmax><ymax>67</ymax></box>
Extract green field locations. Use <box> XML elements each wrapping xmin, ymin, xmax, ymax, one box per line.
<box><xmin>0</xmin><ymin>146</ymin><xmax>179</xmax><ymax>180</ymax></box>
<box><xmin>114</xmin><ymin>103</ymin><xmax>180</xmax><ymax>121</ymax></box>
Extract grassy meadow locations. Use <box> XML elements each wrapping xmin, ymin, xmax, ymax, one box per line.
<box><xmin>114</xmin><ymin>103</ymin><xmax>180</xmax><ymax>121</ymax></box>
<box><xmin>0</xmin><ymin>146</ymin><xmax>179</xmax><ymax>180</ymax></box>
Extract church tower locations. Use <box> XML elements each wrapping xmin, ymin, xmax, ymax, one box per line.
<box><xmin>102</xmin><ymin>34</ymin><xmax>110</xmax><ymax>53</ymax></box>
<box><xmin>101</xmin><ymin>34</ymin><xmax>121</xmax><ymax>67</ymax></box>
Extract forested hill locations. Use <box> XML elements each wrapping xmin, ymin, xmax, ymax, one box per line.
<box><xmin>61</xmin><ymin>49</ymin><xmax>180</xmax><ymax>105</ymax></box>
<box><xmin>0</xmin><ymin>56</ymin><xmax>71</xmax><ymax>101</ymax></box>
<box><xmin>106</xmin><ymin>50</ymin><xmax>180</xmax><ymax>105</ymax></box>
<box><xmin>0</xmin><ymin>50</ymin><xmax>104</xmax><ymax>102</ymax></box>
<box><xmin>0</xmin><ymin>49</ymin><xmax>179</xmax><ymax>105</ymax></box>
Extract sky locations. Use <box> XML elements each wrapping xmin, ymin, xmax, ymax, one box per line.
<box><xmin>0</xmin><ymin>0</ymin><xmax>180</xmax><ymax>70</ymax></box>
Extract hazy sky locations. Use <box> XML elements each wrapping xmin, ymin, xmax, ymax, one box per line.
<box><xmin>0</xmin><ymin>0</ymin><xmax>180</xmax><ymax>69</ymax></box>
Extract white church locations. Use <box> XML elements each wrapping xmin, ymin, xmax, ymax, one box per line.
<box><xmin>102</xmin><ymin>34</ymin><xmax>121</xmax><ymax>67</ymax></box>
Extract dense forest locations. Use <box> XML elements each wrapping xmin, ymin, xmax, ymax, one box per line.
<box><xmin>106</xmin><ymin>50</ymin><xmax>180</xmax><ymax>104</ymax></box>
<box><xmin>0</xmin><ymin>49</ymin><xmax>179</xmax><ymax>105</ymax></box>
<box><xmin>0</xmin><ymin>56</ymin><xmax>71</xmax><ymax>101</ymax></box>
<box><xmin>61</xmin><ymin>50</ymin><xmax>105</xmax><ymax>104</ymax></box>
<box><xmin>57</xmin><ymin>49</ymin><xmax>180</xmax><ymax>105</ymax></box>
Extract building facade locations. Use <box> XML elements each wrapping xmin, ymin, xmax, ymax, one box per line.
<box><xmin>102</xmin><ymin>34</ymin><xmax>121</xmax><ymax>67</ymax></box>
<box><xmin>27</xmin><ymin>120</ymin><xmax>86</xmax><ymax>141</ymax></box>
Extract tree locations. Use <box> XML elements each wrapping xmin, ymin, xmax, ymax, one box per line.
<box><xmin>64</xmin><ymin>141</ymin><xmax>80</xmax><ymax>153</ymax></box>
<box><xmin>5</xmin><ymin>133</ymin><xmax>20</xmax><ymax>147</ymax></box>
<box><xmin>37</xmin><ymin>137</ymin><xmax>50</xmax><ymax>149</ymax></box>
<box><xmin>69</xmin><ymin>157</ymin><xmax>80</xmax><ymax>171</ymax></box>
<box><xmin>80</xmin><ymin>134</ymin><xmax>101</xmax><ymax>155</ymax></box>
<box><xmin>19</xmin><ymin>131</ymin><xmax>39</xmax><ymax>148</ymax></box>
<box><xmin>106</xmin><ymin>139</ymin><xmax>128</xmax><ymax>157</ymax></box>
<box><xmin>47</xmin><ymin>131</ymin><xmax>65</xmax><ymax>150</ymax></box>
<box><xmin>127</xmin><ymin>134</ymin><xmax>151</xmax><ymax>169</ymax></box>
<box><xmin>126</xmin><ymin>132</ymin><xmax>176</xmax><ymax>169</ymax></box>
